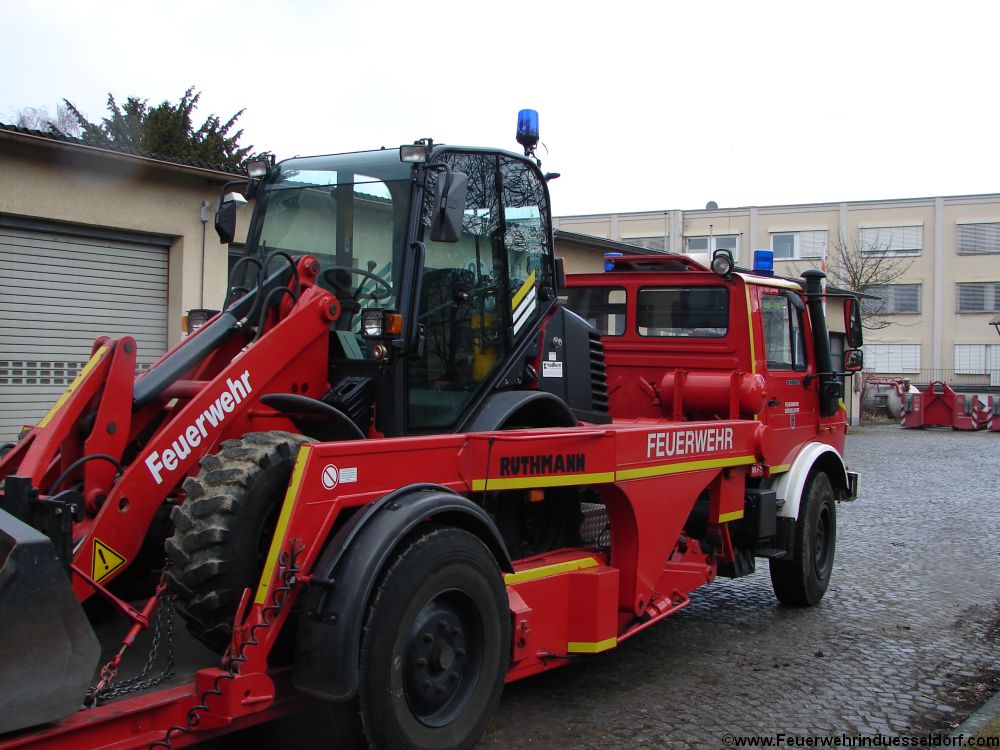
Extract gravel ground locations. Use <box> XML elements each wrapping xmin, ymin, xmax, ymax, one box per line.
<box><xmin>479</xmin><ymin>425</ymin><xmax>1000</xmax><ymax>748</ymax></box>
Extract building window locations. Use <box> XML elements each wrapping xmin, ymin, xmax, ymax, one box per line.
<box><xmin>865</xmin><ymin>344</ymin><xmax>921</xmax><ymax>373</ymax></box>
<box><xmin>685</xmin><ymin>234</ymin><xmax>739</xmax><ymax>262</ymax></box>
<box><xmin>955</xmin><ymin>344</ymin><xmax>988</xmax><ymax>374</ymax></box>
<box><xmin>623</xmin><ymin>236</ymin><xmax>667</xmax><ymax>252</ymax></box>
<box><xmin>859</xmin><ymin>226</ymin><xmax>922</xmax><ymax>256</ymax></box>
<box><xmin>862</xmin><ymin>284</ymin><xmax>921</xmax><ymax>315</ymax></box>
<box><xmin>954</xmin><ymin>344</ymin><xmax>1000</xmax><ymax>384</ymax></box>
<box><xmin>956</xmin><ymin>282</ymin><xmax>1000</xmax><ymax>313</ymax></box>
<box><xmin>771</xmin><ymin>230</ymin><xmax>828</xmax><ymax>260</ymax></box>
<box><xmin>957</xmin><ymin>222</ymin><xmax>1000</xmax><ymax>254</ymax></box>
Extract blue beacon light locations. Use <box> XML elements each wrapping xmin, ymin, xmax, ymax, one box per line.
<box><xmin>516</xmin><ymin>109</ymin><xmax>539</xmax><ymax>156</ymax></box>
<box><xmin>753</xmin><ymin>249</ymin><xmax>775</xmax><ymax>277</ymax></box>
<box><xmin>604</xmin><ymin>252</ymin><xmax>623</xmax><ymax>272</ymax></box>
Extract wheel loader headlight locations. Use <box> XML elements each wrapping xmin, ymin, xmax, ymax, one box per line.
<box><xmin>362</xmin><ymin>309</ymin><xmax>403</xmax><ymax>338</ymax></box>
<box><xmin>362</xmin><ymin>309</ymin><xmax>384</xmax><ymax>337</ymax></box>
<box><xmin>246</xmin><ymin>154</ymin><xmax>274</xmax><ymax>179</ymax></box>
<box><xmin>399</xmin><ymin>144</ymin><xmax>428</xmax><ymax>163</ymax></box>
<box><xmin>182</xmin><ymin>308</ymin><xmax>219</xmax><ymax>335</ymax></box>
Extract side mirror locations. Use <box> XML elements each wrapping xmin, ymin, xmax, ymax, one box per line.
<box><xmin>782</xmin><ymin>288</ymin><xmax>805</xmax><ymax>312</ymax></box>
<box><xmin>843</xmin><ymin>348</ymin><xmax>864</xmax><ymax>373</ymax></box>
<box><xmin>429</xmin><ymin>169</ymin><xmax>468</xmax><ymax>243</ymax></box>
<box><xmin>215</xmin><ymin>192</ymin><xmax>246</xmax><ymax>244</ymax></box>
<box><xmin>844</xmin><ymin>296</ymin><xmax>863</xmax><ymax>348</ymax></box>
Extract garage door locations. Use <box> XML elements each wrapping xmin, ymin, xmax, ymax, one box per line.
<box><xmin>0</xmin><ymin>226</ymin><xmax>169</xmax><ymax>443</ymax></box>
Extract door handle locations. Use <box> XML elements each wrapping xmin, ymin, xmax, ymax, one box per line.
<box><xmin>767</xmin><ymin>399</ymin><xmax>779</xmax><ymax>407</ymax></box>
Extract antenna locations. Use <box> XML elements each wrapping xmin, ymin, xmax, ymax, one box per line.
<box><xmin>706</xmin><ymin>201</ymin><xmax>719</xmax><ymax>210</ymax></box>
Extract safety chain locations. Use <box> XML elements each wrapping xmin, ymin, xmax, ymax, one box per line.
<box><xmin>98</xmin><ymin>595</ymin><xmax>176</xmax><ymax>702</ymax></box>
<box><xmin>85</xmin><ymin>564</ymin><xmax>176</xmax><ymax>706</ymax></box>
<box><xmin>148</xmin><ymin>540</ymin><xmax>304</xmax><ymax>750</ymax></box>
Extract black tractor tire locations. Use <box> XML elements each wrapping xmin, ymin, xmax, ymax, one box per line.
<box><xmin>769</xmin><ymin>471</ymin><xmax>837</xmax><ymax>606</ymax></box>
<box><xmin>346</xmin><ymin>525</ymin><xmax>510</xmax><ymax>750</ymax></box>
<box><xmin>165</xmin><ymin>431</ymin><xmax>310</xmax><ymax>652</ymax></box>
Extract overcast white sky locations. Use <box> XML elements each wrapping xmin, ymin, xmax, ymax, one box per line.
<box><xmin>2</xmin><ymin>1</ymin><xmax>998</xmax><ymax>216</ymax></box>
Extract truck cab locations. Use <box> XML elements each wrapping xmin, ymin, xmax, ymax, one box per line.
<box><xmin>565</xmin><ymin>253</ymin><xmax>858</xmax><ymax>473</ymax></box>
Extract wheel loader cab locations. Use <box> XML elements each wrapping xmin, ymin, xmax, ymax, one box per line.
<box><xmin>243</xmin><ymin>146</ymin><xmax>557</xmax><ymax>436</ymax></box>
<box><xmin>409</xmin><ymin>149</ymin><xmax>554</xmax><ymax>431</ymax></box>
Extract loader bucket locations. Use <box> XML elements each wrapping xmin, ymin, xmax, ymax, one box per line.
<box><xmin>0</xmin><ymin>509</ymin><xmax>100</xmax><ymax>734</ymax></box>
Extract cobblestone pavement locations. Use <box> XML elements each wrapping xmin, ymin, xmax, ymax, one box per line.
<box><xmin>480</xmin><ymin>425</ymin><xmax>1000</xmax><ymax>749</ymax></box>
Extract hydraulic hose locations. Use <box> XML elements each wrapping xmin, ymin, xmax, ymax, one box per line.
<box><xmin>48</xmin><ymin>453</ymin><xmax>123</xmax><ymax>495</ymax></box>
<box><xmin>225</xmin><ymin>256</ymin><xmax>263</xmax><ymax>309</ymax></box>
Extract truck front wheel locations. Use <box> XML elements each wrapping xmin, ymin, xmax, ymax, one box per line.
<box><xmin>769</xmin><ymin>471</ymin><xmax>836</xmax><ymax>606</ymax></box>
<box><xmin>356</xmin><ymin>525</ymin><xmax>510</xmax><ymax>750</ymax></box>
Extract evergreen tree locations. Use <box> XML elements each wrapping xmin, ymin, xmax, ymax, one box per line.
<box><xmin>61</xmin><ymin>87</ymin><xmax>256</xmax><ymax>169</ymax></box>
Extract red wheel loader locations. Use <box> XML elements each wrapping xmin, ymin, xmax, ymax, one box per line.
<box><xmin>0</xmin><ymin>115</ymin><xmax>862</xmax><ymax>749</ymax></box>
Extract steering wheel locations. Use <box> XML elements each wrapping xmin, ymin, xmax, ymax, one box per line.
<box><xmin>320</xmin><ymin>266</ymin><xmax>393</xmax><ymax>301</ymax></box>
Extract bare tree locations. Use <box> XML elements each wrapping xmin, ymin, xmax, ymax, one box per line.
<box><xmin>789</xmin><ymin>229</ymin><xmax>915</xmax><ymax>332</ymax></box>
<box><xmin>13</xmin><ymin>102</ymin><xmax>82</xmax><ymax>137</ymax></box>
<box><xmin>829</xmin><ymin>229</ymin><xmax>916</xmax><ymax>332</ymax></box>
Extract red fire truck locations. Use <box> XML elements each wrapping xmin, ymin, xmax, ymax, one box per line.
<box><xmin>0</xmin><ymin>115</ymin><xmax>862</xmax><ymax>749</ymax></box>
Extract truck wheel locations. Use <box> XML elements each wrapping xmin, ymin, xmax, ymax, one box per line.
<box><xmin>769</xmin><ymin>471</ymin><xmax>836</xmax><ymax>606</ymax></box>
<box><xmin>165</xmin><ymin>431</ymin><xmax>309</xmax><ymax>652</ymax></box>
<box><xmin>357</xmin><ymin>525</ymin><xmax>509</xmax><ymax>750</ymax></box>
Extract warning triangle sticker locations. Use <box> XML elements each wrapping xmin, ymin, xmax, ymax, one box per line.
<box><xmin>92</xmin><ymin>539</ymin><xmax>127</xmax><ymax>583</ymax></box>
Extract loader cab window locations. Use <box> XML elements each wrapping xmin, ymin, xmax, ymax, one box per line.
<box><xmin>760</xmin><ymin>291</ymin><xmax>807</xmax><ymax>371</ymax></box>
<box><xmin>637</xmin><ymin>286</ymin><xmax>728</xmax><ymax>338</ymax></box>
<box><xmin>248</xmin><ymin>151</ymin><xmax>412</xmax><ymax>333</ymax></box>
<box><xmin>501</xmin><ymin>156</ymin><xmax>552</xmax><ymax>339</ymax></box>
<box><xmin>410</xmin><ymin>152</ymin><xmax>507</xmax><ymax>430</ymax></box>
<box><xmin>408</xmin><ymin>152</ymin><xmax>554</xmax><ymax>432</ymax></box>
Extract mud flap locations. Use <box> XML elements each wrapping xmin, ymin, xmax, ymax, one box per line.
<box><xmin>0</xmin><ymin>509</ymin><xmax>100</xmax><ymax>734</ymax></box>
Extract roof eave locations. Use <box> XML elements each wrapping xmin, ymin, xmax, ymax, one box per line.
<box><xmin>0</xmin><ymin>128</ymin><xmax>244</xmax><ymax>182</ymax></box>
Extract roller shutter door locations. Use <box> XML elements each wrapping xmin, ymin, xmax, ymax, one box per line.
<box><xmin>0</xmin><ymin>227</ymin><xmax>169</xmax><ymax>442</ymax></box>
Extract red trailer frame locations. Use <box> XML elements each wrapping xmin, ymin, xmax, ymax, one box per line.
<box><xmin>8</xmin><ymin>417</ymin><xmax>761</xmax><ymax>749</ymax></box>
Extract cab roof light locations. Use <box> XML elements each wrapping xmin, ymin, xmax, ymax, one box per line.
<box><xmin>246</xmin><ymin>154</ymin><xmax>274</xmax><ymax>179</ymax></box>
<box><xmin>399</xmin><ymin>143</ymin><xmax>428</xmax><ymax>163</ymax></box>
<box><xmin>753</xmin><ymin>249</ymin><xmax>775</xmax><ymax>277</ymax></box>
<box><xmin>516</xmin><ymin>109</ymin><xmax>539</xmax><ymax>157</ymax></box>
<box><xmin>603</xmin><ymin>252</ymin><xmax>623</xmax><ymax>272</ymax></box>
<box><xmin>711</xmin><ymin>249</ymin><xmax>734</xmax><ymax>278</ymax></box>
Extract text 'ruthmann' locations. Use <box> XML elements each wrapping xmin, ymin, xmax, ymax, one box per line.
<box><xmin>499</xmin><ymin>453</ymin><xmax>586</xmax><ymax>477</ymax></box>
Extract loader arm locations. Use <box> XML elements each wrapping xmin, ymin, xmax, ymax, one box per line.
<box><xmin>72</xmin><ymin>285</ymin><xmax>338</xmax><ymax>598</ymax></box>
<box><xmin>0</xmin><ymin>255</ymin><xmax>341</xmax><ymax>602</ymax></box>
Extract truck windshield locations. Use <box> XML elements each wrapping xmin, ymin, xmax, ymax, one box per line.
<box><xmin>248</xmin><ymin>150</ymin><xmax>414</xmax><ymax>318</ymax></box>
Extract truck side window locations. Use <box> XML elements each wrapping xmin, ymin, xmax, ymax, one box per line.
<box><xmin>636</xmin><ymin>287</ymin><xmax>728</xmax><ymax>338</ymax></box>
<box><xmin>565</xmin><ymin>287</ymin><xmax>627</xmax><ymax>335</ymax></box>
<box><xmin>760</xmin><ymin>292</ymin><xmax>807</xmax><ymax>371</ymax></box>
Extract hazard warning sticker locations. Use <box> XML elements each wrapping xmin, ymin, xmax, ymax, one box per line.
<box><xmin>92</xmin><ymin>539</ymin><xmax>127</xmax><ymax>582</ymax></box>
